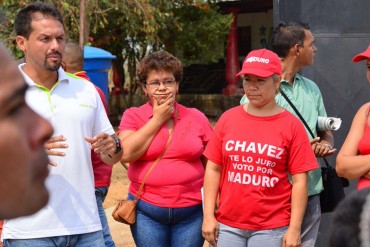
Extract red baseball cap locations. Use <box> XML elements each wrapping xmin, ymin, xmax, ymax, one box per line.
<box><xmin>236</xmin><ymin>49</ymin><xmax>282</xmax><ymax>77</ymax></box>
<box><xmin>352</xmin><ymin>45</ymin><xmax>370</xmax><ymax>62</ymax></box>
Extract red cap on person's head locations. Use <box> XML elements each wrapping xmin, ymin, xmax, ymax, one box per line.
<box><xmin>236</xmin><ymin>48</ymin><xmax>282</xmax><ymax>77</ymax></box>
<box><xmin>353</xmin><ymin>45</ymin><xmax>370</xmax><ymax>62</ymax></box>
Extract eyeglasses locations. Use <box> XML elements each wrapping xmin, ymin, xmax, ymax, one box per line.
<box><xmin>145</xmin><ymin>79</ymin><xmax>176</xmax><ymax>88</ymax></box>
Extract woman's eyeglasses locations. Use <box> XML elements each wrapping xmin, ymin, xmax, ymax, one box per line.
<box><xmin>145</xmin><ymin>79</ymin><xmax>176</xmax><ymax>88</ymax></box>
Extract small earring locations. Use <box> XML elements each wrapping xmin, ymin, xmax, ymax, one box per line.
<box><xmin>145</xmin><ymin>92</ymin><xmax>148</xmax><ymax>96</ymax></box>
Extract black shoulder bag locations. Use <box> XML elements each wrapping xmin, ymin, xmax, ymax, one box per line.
<box><xmin>279</xmin><ymin>89</ymin><xmax>349</xmax><ymax>213</ymax></box>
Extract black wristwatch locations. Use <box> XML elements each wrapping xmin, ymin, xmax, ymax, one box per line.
<box><xmin>112</xmin><ymin>135</ymin><xmax>122</xmax><ymax>154</ymax></box>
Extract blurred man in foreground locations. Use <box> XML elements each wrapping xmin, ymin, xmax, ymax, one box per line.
<box><xmin>0</xmin><ymin>43</ymin><xmax>53</xmax><ymax>219</ymax></box>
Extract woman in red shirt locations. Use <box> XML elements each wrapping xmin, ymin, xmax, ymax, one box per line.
<box><xmin>336</xmin><ymin>45</ymin><xmax>370</xmax><ymax>190</ymax></box>
<box><xmin>202</xmin><ymin>49</ymin><xmax>318</xmax><ymax>247</ymax></box>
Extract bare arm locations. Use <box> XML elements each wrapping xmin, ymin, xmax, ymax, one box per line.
<box><xmin>202</xmin><ymin>160</ymin><xmax>222</xmax><ymax>247</ymax></box>
<box><xmin>119</xmin><ymin>119</ymin><xmax>161</xmax><ymax>163</ymax></box>
<box><xmin>283</xmin><ymin>172</ymin><xmax>308</xmax><ymax>247</ymax></box>
<box><xmin>336</xmin><ymin>103</ymin><xmax>370</xmax><ymax>179</ymax></box>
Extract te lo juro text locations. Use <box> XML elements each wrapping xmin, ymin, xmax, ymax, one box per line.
<box><xmin>225</xmin><ymin>140</ymin><xmax>285</xmax><ymax>187</ymax></box>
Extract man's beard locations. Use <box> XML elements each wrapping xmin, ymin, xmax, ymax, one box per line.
<box><xmin>44</xmin><ymin>53</ymin><xmax>62</xmax><ymax>71</ymax></box>
<box><xmin>44</xmin><ymin>60</ymin><xmax>61</xmax><ymax>71</ymax></box>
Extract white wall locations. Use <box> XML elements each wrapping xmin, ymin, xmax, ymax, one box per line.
<box><xmin>237</xmin><ymin>9</ymin><xmax>273</xmax><ymax>60</ymax></box>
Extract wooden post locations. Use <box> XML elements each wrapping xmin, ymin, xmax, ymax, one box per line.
<box><xmin>223</xmin><ymin>8</ymin><xmax>240</xmax><ymax>95</ymax></box>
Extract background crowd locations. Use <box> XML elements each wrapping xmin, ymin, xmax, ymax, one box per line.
<box><xmin>1</xmin><ymin>1</ymin><xmax>370</xmax><ymax>247</ymax></box>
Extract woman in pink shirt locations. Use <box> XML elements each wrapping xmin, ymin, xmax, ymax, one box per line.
<box><xmin>118</xmin><ymin>51</ymin><xmax>213</xmax><ymax>247</ymax></box>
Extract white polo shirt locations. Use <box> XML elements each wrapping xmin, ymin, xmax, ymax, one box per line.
<box><xmin>3</xmin><ymin>65</ymin><xmax>114</xmax><ymax>239</ymax></box>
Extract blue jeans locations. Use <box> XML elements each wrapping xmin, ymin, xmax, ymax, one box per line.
<box><xmin>216</xmin><ymin>222</ymin><xmax>288</xmax><ymax>247</ymax></box>
<box><xmin>128</xmin><ymin>193</ymin><xmax>204</xmax><ymax>247</ymax></box>
<box><xmin>3</xmin><ymin>231</ymin><xmax>104</xmax><ymax>247</ymax></box>
<box><xmin>95</xmin><ymin>186</ymin><xmax>115</xmax><ymax>247</ymax></box>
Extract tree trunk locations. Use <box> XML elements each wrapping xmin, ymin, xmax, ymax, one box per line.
<box><xmin>79</xmin><ymin>0</ymin><xmax>86</xmax><ymax>49</ymax></box>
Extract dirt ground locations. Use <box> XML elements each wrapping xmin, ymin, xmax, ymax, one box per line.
<box><xmin>103</xmin><ymin>162</ymin><xmax>129</xmax><ymax>209</ymax></box>
<box><xmin>103</xmin><ymin>162</ymin><xmax>136</xmax><ymax>247</ymax></box>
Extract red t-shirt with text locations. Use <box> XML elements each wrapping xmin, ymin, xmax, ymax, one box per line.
<box><xmin>204</xmin><ymin>105</ymin><xmax>318</xmax><ymax>230</ymax></box>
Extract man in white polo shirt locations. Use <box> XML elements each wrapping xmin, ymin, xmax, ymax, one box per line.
<box><xmin>2</xmin><ymin>2</ymin><xmax>122</xmax><ymax>246</ymax></box>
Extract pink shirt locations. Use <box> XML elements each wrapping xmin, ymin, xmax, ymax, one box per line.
<box><xmin>119</xmin><ymin>102</ymin><xmax>213</xmax><ymax>207</ymax></box>
<box><xmin>357</xmin><ymin>108</ymin><xmax>370</xmax><ymax>190</ymax></box>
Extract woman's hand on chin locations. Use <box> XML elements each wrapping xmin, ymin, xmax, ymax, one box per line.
<box><xmin>152</xmin><ymin>95</ymin><xmax>176</xmax><ymax>124</ymax></box>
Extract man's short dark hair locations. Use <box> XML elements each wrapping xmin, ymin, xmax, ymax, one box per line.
<box><xmin>15</xmin><ymin>2</ymin><xmax>64</xmax><ymax>39</ymax></box>
<box><xmin>272</xmin><ymin>22</ymin><xmax>310</xmax><ymax>59</ymax></box>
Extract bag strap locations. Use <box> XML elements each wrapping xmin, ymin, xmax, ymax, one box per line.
<box><xmin>279</xmin><ymin>89</ymin><xmax>330</xmax><ymax>168</ymax></box>
<box><xmin>279</xmin><ymin>89</ymin><xmax>315</xmax><ymax>139</ymax></box>
<box><xmin>133</xmin><ymin>108</ymin><xmax>179</xmax><ymax>202</ymax></box>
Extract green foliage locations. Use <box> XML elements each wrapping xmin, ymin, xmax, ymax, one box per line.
<box><xmin>165</xmin><ymin>3</ymin><xmax>232</xmax><ymax>64</ymax></box>
<box><xmin>0</xmin><ymin>1</ymin><xmax>27</xmax><ymax>58</ymax></box>
<box><xmin>0</xmin><ymin>0</ymin><xmax>232</xmax><ymax>100</ymax></box>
